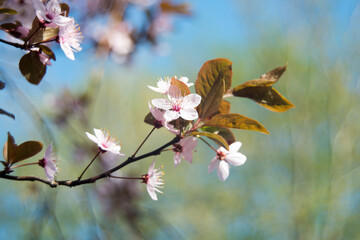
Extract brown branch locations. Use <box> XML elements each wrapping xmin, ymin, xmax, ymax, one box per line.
<box><xmin>0</xmin><ymin>135</ymin><xmax>180</xmax><ymax>188</ymax></box>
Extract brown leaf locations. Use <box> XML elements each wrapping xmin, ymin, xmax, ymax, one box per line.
<box><xmin>171</xmin><ymin>77</ymin><xmax>190</xmax><ymax>96</ymax></box>
<box><xmin>195</xmin><ymin>59</ymin><xmax>232</xmax><ymax>119</ymax></box>
<box><xmin>201</xmin><ymin>126</ymin><xmax>236</xmax><ymax>145</ymax></box>
<box><xmin>230</xmin><ymin>64</ymin><xmax>294</xmax><ymax>112</ymax></box>
<box><xmin>204</xmin><ymin>113</ymin><xmax>270</xmax><ymax>134</ymax></box>
<box><xmin>19</xmin><ymin>51</ymin><xmax>47</xmax><ymax>85</ymax></box>
<box><xmin>198</xmin><ymin>77</ymin><xmax>225</xmax><ymax>120</ymax></box>
<box><xmin>0</xmin><ymin>108</ymin><xmax>15</xmax><ymax>119</ymax></box>
<box><xmin>188</xmin><ymin>131</ymin><xmax>229</xmax><ymax>150</ymax></box>
<box><xmin>232</xmin><ymin>86</ymin><xmax>295</xmax><ymax>112</ymax></box>
<box><xmin>3</xmin><ymin>132</ymin><xmax>17</xmax><ymax>164</ymax></box>
<box><xmin>12</xmin><ymin>141</ymin><xmax>43</xmax><ymax>164</ymax></box>
<box><xmin>160</xmin><ymin>1</ymin><xmax>191</xmax><ymax>15</ymax></box>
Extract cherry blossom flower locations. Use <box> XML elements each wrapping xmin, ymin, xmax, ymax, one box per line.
<box><xmin>172</xmin><ymin>137</ymin><xmax>197</xmax><ymax>166</ymax></box>
<box><xmin>148</xmin><ymin>102</ymin><xmax>179</xmax><ymax>134</ymax></box>
<box><xmin>38</xmin><ymin>143</ymin><xmax>58</xmax><ymax>181</ymax></box>
<box><xmin>86</xmin><ymin>128</ymin><xmax>124</xmax><ymax>156</ymax></box>
<box><xmin>58</xmin><ymin>19</ymin><xmax>83</xmax><ymax>60</ymax></box>
<box><xmin>151</xmin><ymin>85</ymin><xmax>201</xmax><ymax>121</ymax></box>
<box><xmin>32</xmin><ymin>0</ymin><xmax>72</xmax><ymax>27</ymax></box>
<box><xmin>148</xmin><ymin>76</ymin><xmax>193</xmax><ymax>94</ymax></box>
<box><xmin>142</xmin><ymin>159</ymin><xmax>164</xmax><ymax>201</ymax></box>
<box><xmin>208</xmin><ymin>142</ymin><xmax>247</xmax><ymax>181</ymax></box>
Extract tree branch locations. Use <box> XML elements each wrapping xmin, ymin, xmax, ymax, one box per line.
<box><xmin>0</xmin><ymin>135</ymin><xmax>180</xmax><ymax>188</ymax></box>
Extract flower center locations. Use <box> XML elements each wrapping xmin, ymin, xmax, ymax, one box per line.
<box><xmin>45</xmin><ymin>13</ymin><xmax>54</xmax><ymax>21</ymax></box>
<box><xmin>172</xmin><ymin>143</ymin><xmax>183</xmax><ymax>153</ymax></box>
<box><xmin>142</xmin><ymin>174</ymin><xmax>149</xmax><ymax>184</ymax></box>
<box><xmin>216</xmin><ymin>150</ymin><xmax>226</xmax><ymax>160</ymax></box>
<box><xmin>172</xmin><ymin>104</ymin><xmax>181</xmax><ymax>112</ymax></box>
<box><xmin>154</xmin><ymin>120</ymin><xmax>163</xmax><ymax>129</ymax></box>
<box><xmin>38</xmin><ymin>158</ymin><xmax>46</xmax><ymax>168</ymax></box>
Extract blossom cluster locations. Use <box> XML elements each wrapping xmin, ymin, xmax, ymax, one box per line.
<box><xmin>33</xmin><ymin>0</ymin><xmax>83</xmax><ymax>61</ymax></box>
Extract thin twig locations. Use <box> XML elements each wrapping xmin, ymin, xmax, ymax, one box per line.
<box><xmin>0</xmin><ymin>136</ymin><xmax>181</xmax><ymax>188</ymax></box>
<box><xmin>131</xmin><ymin>126</ymin><xmax>156</xmax><ymax>158</ymax></box>
<box><xmin>77</xmin><ymin>150</ymin><xmax>101</xmax><ymax>180</ymax></box>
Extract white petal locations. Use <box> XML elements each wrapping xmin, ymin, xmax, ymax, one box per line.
<box><xmin>152</xmin><ymin>98</ymin><xmax>172</xmax><ymax>110</ymax></box>
<box><xmin>179</xmin><ymin>76</ymin><xmax>189</xmax><ymax>83</ymax></box>
<box><xmin>163</xmin><ymin>122</ymin><xmax>180</xmax><ymax>135</ymax></box>
<box><xmin>93</xmin><ymin>128</ymin><xmax>105</xmax><ymax>142</ymax></box>
<box><xmin>217</xmin><ymin>161</ymin><xmax>230</xmax><ymax>181</ymax></box>
<box><xmin>47</xmin><ymin>0</ymin><xmax>61</xmax><ymax>12</ymax></box>
<box><xmin>174</xmin><ymin>153</ymin><xmax>181</xmax><ymax>166</ymax></box>
<box><xmin>168</xmin><ymin>85</ymin><xmax>182</xmax><ymax>99</ymax></box>
<box><xmin>60</xmin><ymin>42</ymin><xmax>75</xmax><ymax>60</ymax></box>
<box><xmin>164</xmin><ymin>110</ymin><xmax>180</xmax><ymax>121</ymax></box>
<box><xmin>229</xmin><ymin>141</ymin><xmax>242</xmax><ymax>153</ymax></box>
<box><xmin>208</xmin><ymin>157</ymin><xmax>218</xmax><ymax>173</ymax></box>
<box><xmin>33</xmin><ymin>0</ymin><xmax>46</xmax><ymax>12</ymax></box>
<box><xmin>107</xmin><ymin>145</ymin><xmax>121</xmax><ymax>155</ymax></box>
<box><xmin>147</xmin><ymin>184</ymin><xmax>158</xmax><ymax>200</ymax></box>
<box><xmin>180</xmin><ymin>108</ymin><xmax>198</xmax><ymax>120</ymax></box>
<box><xmin>44</xmin><ymin>143</ymin><xmax>53</xmax><ymax>160</ymax></box>
<box><xmin>181</xmin><ymin>151</ymin><xmax>193</xmax><ymax>163</ymax></box>
<box><xmin>182</xmin><ymin>94</ymin><xmax>201</xmax><ymax>108</ymax></box>
<box><xmin>53</xmin><ymin>15</ymin><xmax>72</xmax><ymax>27</ymax></box>
<box><xmin>148</xmin><ymin>85</ymin><xmax>166</xmax><ymax>94</ymax></box>
<box><xmin>148</xmin><ymin>159</ymin><xmax>156</xmax><ymax>175</ymax></box>
<box><xmin>226</xmin><ymin>152</ymin><xmax>246</xmax><ymax>166</ymax></box>
<box><xmin>86</xmin><ymin>132</ymin><xmax>99</xmax><ymax>144</ymax></box>
<box><xmin>182</xmin><ymin>137</ymin><xmax>197</xmax><ymax>151</ymax></box>
<box><xmin>157</xmin><ymin>80</ymin><xmax>170</xmax><ymax>92</ymax></box>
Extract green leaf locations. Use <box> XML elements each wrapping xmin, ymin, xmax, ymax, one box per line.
<box><xmin>0</xmin><ymin>8</ymin><xmax>18</xmax><ymax>15</ymax></box>
<box><xmin>171</xmin><ymin>77</ymin><xmax>190</xmax><ymax>96</ymax></box>
<box><xmin>0</xmin><ymin>108</ymin><xmax>15</xmax><ymax>119</ymax></box>
<box><xmin>204</xmin><ymin>113</ymin><xmax>270</xmax><ymax>134</ymax></box>
<box><xmin>189</xmin><ymin>131</ymin><xmax>229</xmax><ymax>150</ymax></box>
<box><xmin>195</xmin><ymin>58</ymin><xmax>232</xmax><ymax>119</ymax></box>
<box><xmin>3</xmin><ymin>132</ymin><xmax>17</xmax><ymax>164</ymax></box>
<box><xmin>39</xmin><ymin>45</ymin><xmax>56</xmax><ymax>60</ymax></box>
<box><xmin>19</xmin><ymin>51</ymin><xmax>47</xmax><ymax>85</ymax></box>
<box><xmin>12</xmin><ymin>141</ymin><xmax>43</xmax><ymax>164</ymax></box>
<box><xmin>201</xmin><ymin>126</ymin><xmax>236</xmax><ymax>145</ymax></box>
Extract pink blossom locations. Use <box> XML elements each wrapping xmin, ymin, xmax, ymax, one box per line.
<box><xmin>32</xmin><ymin>0</ymin><xmax>72</xmax><ymax>27</ymax></box>
<box><xmin>86</xmin><ymin>128</ymin><xmax>124</xmax><ymax>156</ymax></box>
<box><xmin>172</xmin><ymin>137</ymin><xmax>197</xmax><ymax>166</ymax></box>
<box><xmin>142</xmin><ymin>159</ymin><xmax>164</xmax><ymax>201</ymax></box>
<box><xmin>58</xmin><ymin>19</ymin><xmax>83</xmax><ymax>60</ymax></box>
<box><xmin>149</xmin><ymin>102</ymin><xmax>179</xmax><ymax>134</ymax></box>
<box><xmin>39</xmin><ymin>143</ymin><xmax>58</xmax><ymax>181</ymax></box>
<box><xmin>208</xmin><ymin>142</ymin><xmax>247</xmax><ymax>181</ymax></box>
<box><xmin>148</xmin><ymin>76</ymin><xmax>193</xmax><ymax>94</ymax></box>
<box><xmin>151</xmin><ymin>85</ymin><xmax>201</xmax><ymax>121</ymax></box>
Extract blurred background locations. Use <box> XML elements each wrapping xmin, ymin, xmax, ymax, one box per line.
<box><xmin>1</xmin><ymin>0</ymin><xmax>360</xmax><ymax>239</ymax></box>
